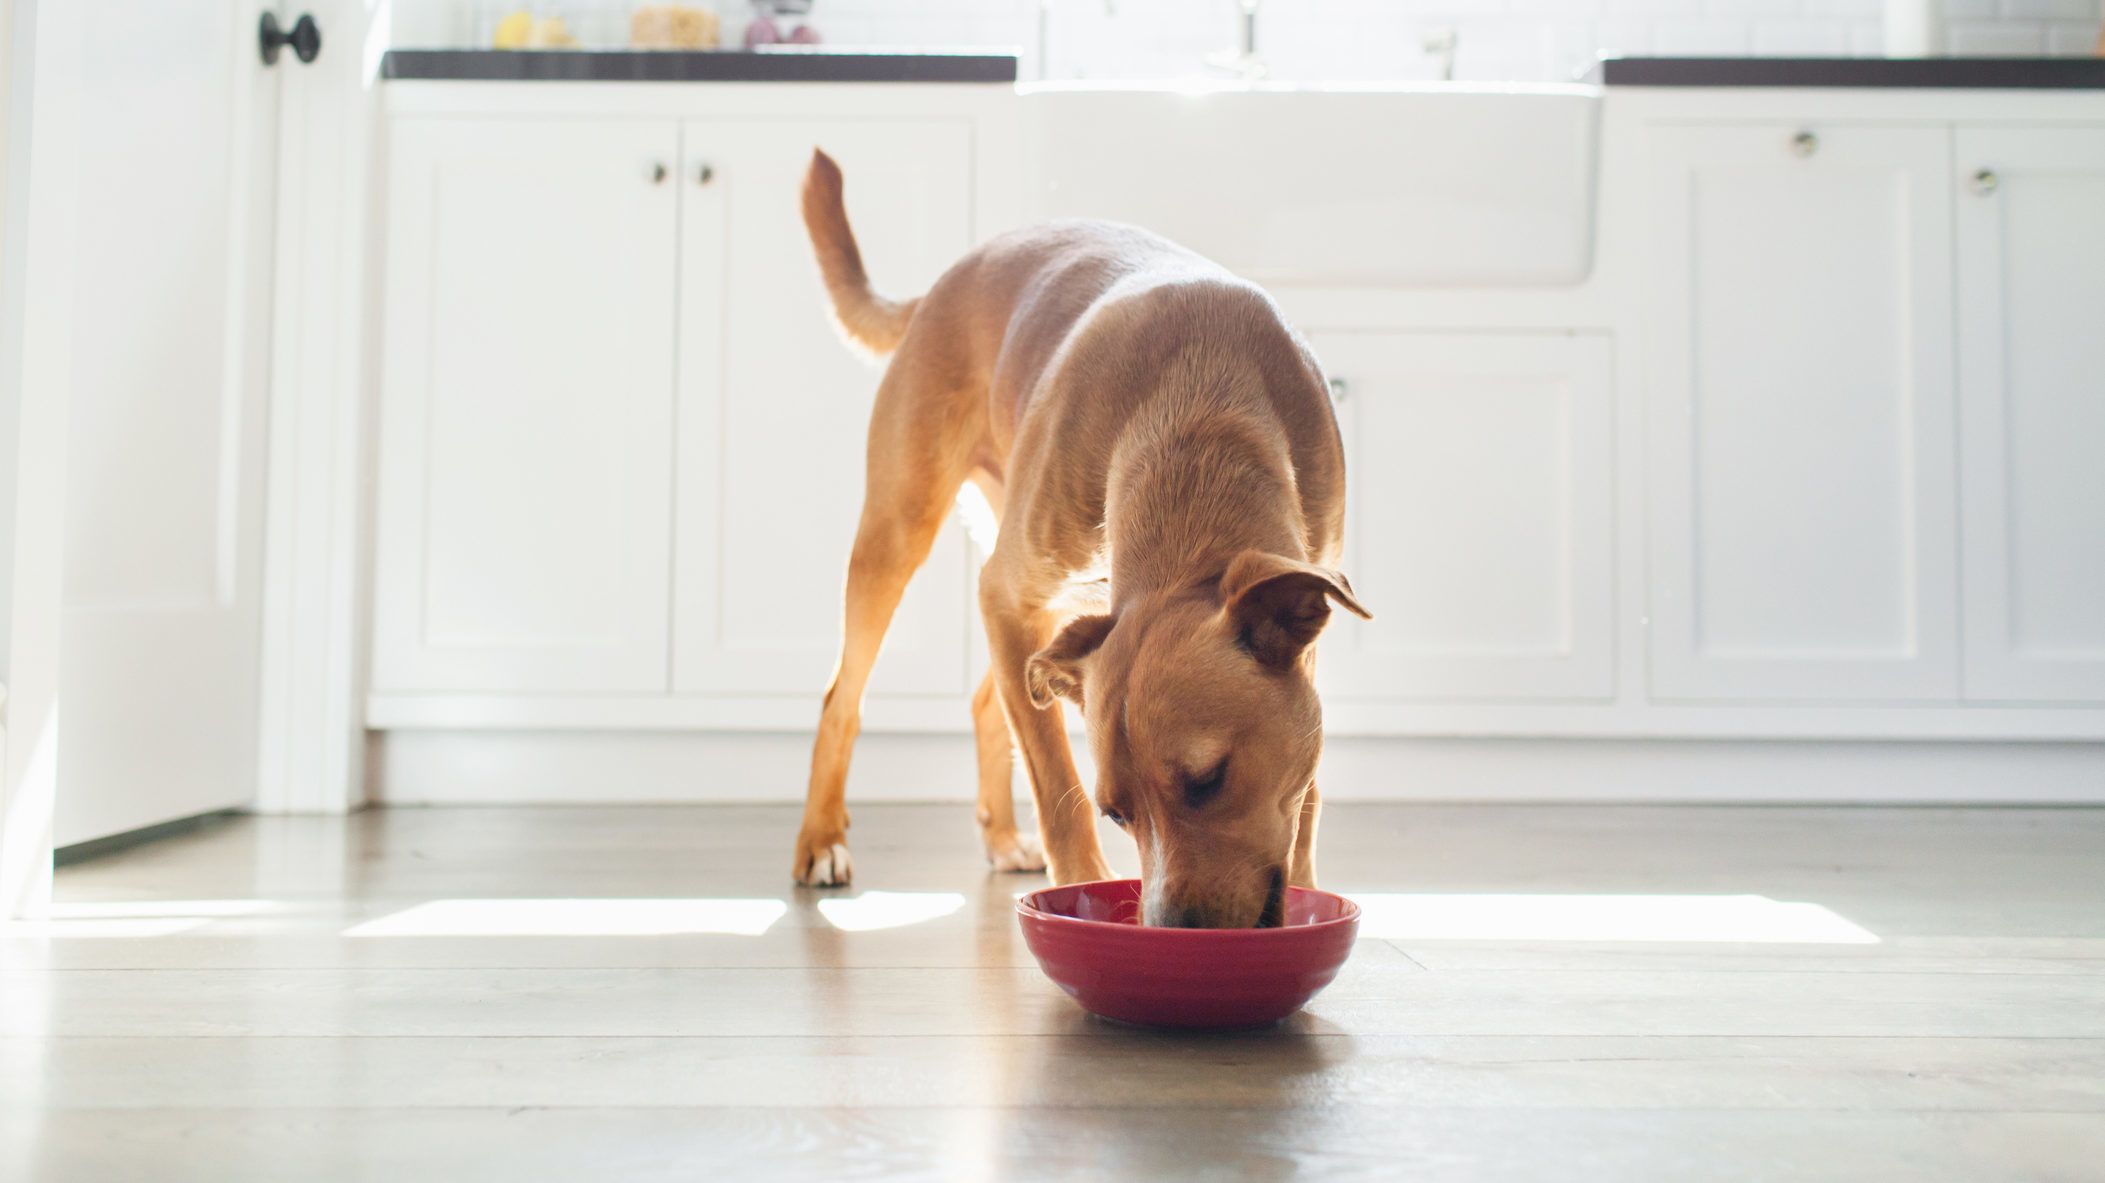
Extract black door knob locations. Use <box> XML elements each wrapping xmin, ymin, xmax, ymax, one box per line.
<box><xmin>259</xmin><ymin>12</ymin><xmax>321</xmax><ymax>65</ymax></box>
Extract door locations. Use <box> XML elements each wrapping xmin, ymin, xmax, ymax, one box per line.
<box><xmin>56</xmin><ymin>1</ymin><xmax>283</xmax><ymax>845</ymax></box>
<box><xmin>1311</xmin><ymin>333</ymin><xmax>1615</xmax><ymax>703</ymax></box>
<box><xmin>1955</xmin><ymin>127</ymin><xmax>2105</xmax><ymax>702</ymax></box>
<box><xmin>672</xmin><ymin>119</ymin><xmax>973</xmax><ymax>698</ymax></box>
<box><xmin>1642</xmin><ymin>123</ymin><xmax>1958</xmax><ymax>702</ymax></box>
<box><xmin>371</xmin><ymin>117</ymin><xmax>680</xmax><ymax>694</ymax></box>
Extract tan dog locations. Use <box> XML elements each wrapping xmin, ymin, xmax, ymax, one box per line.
<box><xmin>793</xmin><ymin>150</ymin><xmax>1368</xmax><ymax>928</ymax></box>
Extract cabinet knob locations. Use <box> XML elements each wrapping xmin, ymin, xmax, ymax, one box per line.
<box><xmin>1790</xmin><ymin>130</ymin><xmax>1818</xmax><ymax>158</ymax></box>
<box><xmin>1328</xmin><ymin>376</ymin><xmax>1349</xmax><ymax>404</ymax></box>
<box><xmin>1970</xmin><ymin>167</ymin><xmax>1999</xmax><ymax>196</ymax></box>
<box><xmin>648</xmin><ymin>161</ymin><xmax>669</xmax><ymax>185</ymax></box>
<box><xmin>258</xmin><ymin>12</ymin><xmax>321</xmax><ymax>66</ymax></box>
<box><xmin>695</xmin><ymin>162</ymin><xmax>716</xmax><ymax>186</ymax></box>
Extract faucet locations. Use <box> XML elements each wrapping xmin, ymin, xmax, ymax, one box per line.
<box><xmin>1205</xmin><ymin>0</ymin><xmax>1267</xmax><ymax>81</ymax></box>
<box><xmin>1423</xmin><ymin>25</ymin><xmax>1458</xmax><ymax>82</ymax></box>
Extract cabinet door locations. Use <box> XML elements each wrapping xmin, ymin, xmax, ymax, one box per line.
<box><xmin>1956</xmin><ymin>128</ymin><xmax>2105</xmax><ymax>702</ymax></box>
<box><xmin>1310</xmin><ymin>333</ymin><xmax>1615</xmax><ymax>702</ymax></box>
<box><xmin>372</xmin><ymin>119</ymin><xmax>679</xmax><ymax>693</ymax></box>
<box><xmin>1643</xmin><ymin>124</ymin><xmax>1957</xmax><ymax>702</ymax></box>
<box><xmin>673</xmin><ymin>120</ymin><xmax>974</xmax><ymax>697</ymax></box>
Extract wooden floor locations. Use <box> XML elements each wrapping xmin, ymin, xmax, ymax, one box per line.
<box><xmin>4</xmin><ymin>802</ymin><xmax>2104</xmax><ymax>1181</ymax></box>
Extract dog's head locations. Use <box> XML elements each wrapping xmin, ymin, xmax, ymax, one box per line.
<box><xmin>1026</xmin><ymin>549</ymin><xmax>1370</xmax><ymax>928</ymax></box>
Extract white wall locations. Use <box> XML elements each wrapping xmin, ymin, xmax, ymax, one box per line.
<box><xmin>388</xmin><ymin>0</ymin><xmax>2105</xmax><ymax>82</ymax></box>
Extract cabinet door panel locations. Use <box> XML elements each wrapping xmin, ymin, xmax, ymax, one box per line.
<box><xmin>674</xmin><ymin>120</ymin><xmax>974</xmax><ymax>697</ymax></box>
<box><xmin>372</xmin><ymin>119</ymin><xmax>679</xmax><ymax>693</ymax></box>
<box><xmin>1957</xmin><ymin>127</ymin><xmax>2105</xmax><ymax>702</ymax></box>
<box><xmin>1312</xmin><ymin>333</ymin><xmax>1615</xmax><ymax>702</ymax></box>
<box><xmin>1643</xmin><ymin>124</ymin><xmax>1957</xmax><ymax>702</ymax></box>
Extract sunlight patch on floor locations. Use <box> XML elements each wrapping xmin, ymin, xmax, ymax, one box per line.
<box><xmin>817</xmin><ymin>891</ymin><xmax>966</xmax><ymax>932</ymax></box>
<box><xmin>1350</xmin><ymin>893</ymin><xmax>1879</xmax><ymax>943</ymax></box>
<box><xmin>342</xmin><ymin>898</ymin><xmax>789</xmax><ymax>938</ymax></box>
<box><xmin>1</xmin><ymin>899</ymin><xmax>276</xmax><ymax>938</ymax></box>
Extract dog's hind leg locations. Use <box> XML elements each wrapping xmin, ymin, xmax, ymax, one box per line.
<box><xmin>794</xmin><ymin>384</ymin><xmax>969</xmax><ymax>887</ymax></box>
<box><xmin>957</xmin><ymin>471</ymin><xmax>1042</xmax><ymax>874</ymax></box>
<box><xmin>971</xmin><ymin>669</ymin><xmax>1043</xmax><ymax>873</ymax></box>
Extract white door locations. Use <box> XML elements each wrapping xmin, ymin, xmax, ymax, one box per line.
<box><xmin>56</xmin><ymin>1</ymin><xmax>283</xmax><ymax>845</ymax></box>
<box><xmin>672</xmin><ymin>119</ymin><xmax>973</xmax><ymax>698</ymax></box>
<box><xmin>1642</xmin><ymin>123</ymin><xmax>1958</xmax><ymax>703</ymax></box>
<box><xmin>1311</xmin><ymin>333</ymin><xmax>1615</xmax><ymax>703</ymax></box>
<box><xmin>371</xmin><ymin>118</ymin><xmax>680</xmax><ymax>694</ymax></box>
<box><xmin>1955</xmin><ymin>127</ymin><xmax>2105</xmax><ymax>703</ymax></box>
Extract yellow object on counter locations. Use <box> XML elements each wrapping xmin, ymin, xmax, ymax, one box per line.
<box><xmin>631</xmin><ymin>5</ymin><xmax>721</xmax><ymax>49</ymax></box>
<box><xmin>492</xmin><ymin>10</ymin><xmax>533</xmax><ymax>48</ymax></box>
<box><xmin>526</xmin><ymin>16</ymin><xmax>578</xmax><ymax>48</ymax></box>
<box><xmin>491</xmin><ymin>10</ymin><xmax>579</xmax><ymax>50</ymax></box>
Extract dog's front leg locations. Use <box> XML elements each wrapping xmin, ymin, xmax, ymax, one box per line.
<box><xmin>1289</xmin><ymin>781</ymin><xmax>1321</xmax><ymax>889</ymax></box>
<box><xmin>981</xmin><ymin>586</ymin><xmax>1111</xmax><ymax>886</ymax></box>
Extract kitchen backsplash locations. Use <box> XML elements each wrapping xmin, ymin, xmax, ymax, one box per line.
<box><xmin>389</xmin><ymin>0</ymin><xmax>2105</xmax><ymax>82</ymax></box>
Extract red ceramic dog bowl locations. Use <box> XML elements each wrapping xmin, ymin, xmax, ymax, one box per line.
<box><xmin>1016</xmin><ymin>879</ymin><xmax>1360</xmax><ymax>1029</ymax></box>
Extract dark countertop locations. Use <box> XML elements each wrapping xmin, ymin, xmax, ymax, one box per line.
<box><xmin>381</xmin><ymin>48</ymin><xmax>1019</xmax><ymax>84</ymax></box>
<box><xmin>1592</xmin><ymin>56</ymin><xmax>2105</xmax><ymax>88</ymax></box>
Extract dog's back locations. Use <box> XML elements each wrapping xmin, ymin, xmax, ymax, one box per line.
<box><xmin>799</xmin><ymin>150</ymin><xmax>1332</xmax><ymax>479</ymax></box>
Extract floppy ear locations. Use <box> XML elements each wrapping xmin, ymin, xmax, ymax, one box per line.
<box><xmin>1024</xmin><ymin>614</ymin><xmax>1116</xmax><ymax>708</ymax></box>
<box><xmin>1221</xmin><ymin>550</ymin><xmax>1372</xmax><ymax>669</ymax></box>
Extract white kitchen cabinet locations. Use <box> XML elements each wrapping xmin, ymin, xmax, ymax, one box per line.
<box><xmin>671</xmin><ymin>119</ymin><xmax>975</xmax><ymax>698</ymax></box>
<box><xmin>371</xmin><ymin>118</ymin><xmax>680</xmax><ymax>693</ymax></box>
<box><xmin>1311</xmin><ymin>333</ymin><xmax>1615</xmax><ymax>702</ymax></box>
<box><xmin>1642</xmin><ymin>123</ymin><xmax>1959</xmax><ymax>702</ymax></box>
<box><xmin>371</xmin><ymin>112</ymin><xmax>975</xmax><ymax>702</ymax></box>
<box><xmin>1955</xmin><ymin>127</ymin><xmax>2105</xmax><ymax>703</ymax></box>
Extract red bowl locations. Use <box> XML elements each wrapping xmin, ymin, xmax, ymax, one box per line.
<box><xmin>1016</xmin><ymin>879</ymin><xmax>1360</xmax><ymax>1029</ymax></box>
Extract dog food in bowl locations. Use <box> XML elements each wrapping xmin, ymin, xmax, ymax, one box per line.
<box><xmin>1016</xmin><ymin>878</ymin><xmax>1359</xmax><ymax>1029</ymax></box>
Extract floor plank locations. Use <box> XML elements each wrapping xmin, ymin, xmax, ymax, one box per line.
<box><xmin>6</xmin><ymin>1034</ymin><xmax>2104</xmax><ymax>1112</ymax></box>
<box><xmin>5</xmin><ymin>1107</ymin><xmax>2102</xmax><ymax>1183</ymax></box>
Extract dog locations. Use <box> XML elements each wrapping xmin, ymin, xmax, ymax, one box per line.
<box><xmin>792</xmin><ymin>150</ymin><xmax>1368</xmax><ymax>928</ymax></box>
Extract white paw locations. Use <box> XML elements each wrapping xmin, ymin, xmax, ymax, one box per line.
<box><xmin>984</xmin><ymin>833</ymin><xmax>1047</xmax><ymax>874</ymax></box>
<box><xmin>800</xmin><ymin>842</ymin><xmax>854</xmax><ymax>887</ymax></box>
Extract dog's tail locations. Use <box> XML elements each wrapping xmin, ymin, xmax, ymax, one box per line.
<box><xmin>801</xmin><ymin>148</ymin><xmax>918</xmax><ymax>359</ymax></box>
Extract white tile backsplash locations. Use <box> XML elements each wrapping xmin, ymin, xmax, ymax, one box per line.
<box><xmin>389</xmin><ymin>0</ymin><xmax>2105</xmax><ymax>81</ymax></box>
<box><xmin>1948</xmin><ymin>18</ymin><xmax>2053</xmax><ymax>51</ymax></box>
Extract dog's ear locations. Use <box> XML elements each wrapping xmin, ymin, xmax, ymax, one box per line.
<box><xmin>1025</xmin><ymin>614</ymin><xmax>1116</xmax><ymax>708</ymax></box>
<box><xmin>1221</xmin><ymin>551</ymin><xmax>1372</xmax><ymax>669</ymax></box>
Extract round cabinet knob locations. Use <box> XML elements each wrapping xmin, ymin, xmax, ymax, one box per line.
<box><xmin>1790</xmin><ymin>130</ymin><xmax>1819</xmax><ymax>158</ymax></box>
<box><xmin>648</xmin><ymin>162</ymin><xmax>669</xmax><ymax>185</ymax></box>
<box><xmin>1328</xmin><ymin>377</ymin><xmax>1349</xmax><ymax>404</ymax></box>
<box><xmin>258</xmin><ymin>12</ymin><xmax>322</xmax><ymax>66</ymax></box>
<box><xmin>1970</xmin><ymin>168</ymin><xmax>1999</xmax><ymax>196</ymax></box>
<box><xmin>695</xmin><ymin>163</ymin><xmax>716</xmax><ymax>186</ymax></box>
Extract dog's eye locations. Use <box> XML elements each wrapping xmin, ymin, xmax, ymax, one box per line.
<box><xmin>1182</xmin><ymin>763</ymin><xmax>1227</xmax><ymax>809</ymax></box>
<box><xmin>1101</xmin><ymin>807</ymin><xmax>1129</xmax><ymax>828</ymax></box>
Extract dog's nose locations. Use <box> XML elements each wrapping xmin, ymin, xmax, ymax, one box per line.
<box><xmin>1144</xmin><ymin>897</ymin><xmax>1254</xmax><ymax>929</ymax></box>
<box><xmin>1141</xmin><ymin>895</ymin><xmax>1214</xmax><ymax>928</ymax></box>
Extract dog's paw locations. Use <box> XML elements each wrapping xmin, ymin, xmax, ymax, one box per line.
<box><xmin>983</xmin><ymin>831</ymin><xmax>1047</xmax><ymax>874</ymax></box>
<box><xmin>794</xmin><ymin>838</ymin><xmax>854</xmax><ymax>887</ymax></box>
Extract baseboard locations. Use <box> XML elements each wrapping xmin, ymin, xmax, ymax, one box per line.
<box><xmin>368</xmin><ymin>731</ymin><xmax>2105</xmax><ymax>805</ymax></box>
<box><xmin>54</xmin><ymin>809</ymin><xmax>243</xmax><ymax>865</ymax></box>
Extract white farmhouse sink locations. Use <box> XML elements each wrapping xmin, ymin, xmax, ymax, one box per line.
<box><xmin>1020</xmin><ymin>84</ymin><xmax>1602</xmax><ymax>287</ymax></box>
